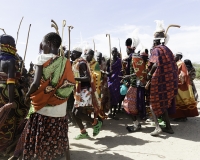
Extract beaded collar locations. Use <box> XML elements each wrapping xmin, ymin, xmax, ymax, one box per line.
<box><xmin>0</xmin><ymin>44</ymin><xmax>17</xmax><ymax>55</ymax></box>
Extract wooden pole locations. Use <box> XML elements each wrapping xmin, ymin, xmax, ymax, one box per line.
<box><xmin>165</xmin><ymin>24</ymin><xmax>181</xmax><ymax>37</ymax></box>
<box><xmin>67</xmin><ymin>26</ymin><xmax>73</xmax><ymax>59</ymax></box>
<box><xmin>16</xmin><ymin>17</ymin><xmax>24</xmax><ymax>46</ymax></box>
<box><xmin>0</xmin><ymin>28</ymin><xmax>6</xmax><ymax>34</ymax></box>
<box><xmin>106</xmin><ymin>34</ymin><xmax>112</xmax><ymax>71</ymax></box>
<box><xmin>118</xmin><ymin>38</ymin><xmax>124</xmax><ymax>73</ymax></box>
<box><xmin>51</xmin><ymin>19</ymin><xmax>59</xmax><ymax>35</ymax></box>
<box><xmin>93</xmin><ymin>39</ymin><xmax>95</xmax><ymax>52</ymax></box>
<box><xmin>21</xmin><ymin>24</ymin><xmax>31</xmax><ymax>75</ymax></box>
<box><xmin>60</xmin><ymin>20</ymin><xmax>66</xmax><ymax>56</ymax></box>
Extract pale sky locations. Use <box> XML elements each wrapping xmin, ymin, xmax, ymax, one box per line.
<box><xmin>1</xmin><ymin>0</ymin><xmax>200</xmax><ymax>69</ymax></box>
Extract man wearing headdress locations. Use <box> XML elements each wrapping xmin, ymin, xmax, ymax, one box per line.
<box><xmin>147</xmin><ymin>20</ymin><xmax>178</xmax><ymax>136</ymax></box>
<box><xmin>170</xmin><ymin>53</ymin><xmax>198</xmax><ymax>121</ymax></box>
<box><xmin>123</xmin><ymin>35</ymin><xmax>148</xmax><ymax>132</ymax></box>
<box><xmin>71</xmin><ymin>47</ymin><xmax>102</xmax><ymax>140</ymax></box>
<box><xmin>106</xmin><ymin>47</ymin><xmax>122</xmax><ymax>120</ymax></box>
<box><xmin>0</xmin><ymin>34</ymin><xmax>29</xmax><ymax>157</ymax></box>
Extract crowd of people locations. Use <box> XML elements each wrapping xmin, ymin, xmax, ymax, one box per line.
<box><xmin>0</xmin><ymin>20</ymin><xmax>199</xmax><ymax>160</ymax></box>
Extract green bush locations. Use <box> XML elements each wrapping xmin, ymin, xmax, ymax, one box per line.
<box><xmin>193</xmin><ymin>63</ymin><xmax>200</xmax><ymax>79</ymax></box>
<box><xmin>196</xmin><ymin>67</ymin><xmax>200</xmax><ymax>79</ymax></box>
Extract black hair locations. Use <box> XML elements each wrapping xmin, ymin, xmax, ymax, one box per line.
<box><xmin>87</xmin><ymin>49</ymin><xmax>94</xmax><ymax>56</ymax></box>
<box><xmin>43</xmin><ymin>32</ymin><xmax>61</xmax><ymax>48</ymax></box>
<box><xmin>125</xmin><ymin>38</ymin><xmax>132</xmax><ymax>46</ymax></box>
<box><xmin>184</xmin><ymin>59</ymin><xmax>193</xmax><ymax>68</ymax></box>
<box><xmin>112</xmin><ymin>47</ymin><xmax>118</xmax><ymax>53</ymax></box>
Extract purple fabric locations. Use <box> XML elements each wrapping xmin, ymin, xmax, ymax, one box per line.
<box><xmin>167</xmin><ymin>98</ymin><xmax>176</xmax><ymax>115</ymax></box>
<box><xmin>108</xmin><ymin>58</ymin><xmax>122</xmax><ymax>105</ymax></box>
<box><xmin>0</xmin><ymin>53</ymin><xmax>16</xmax><ymax>61</ymax></box>
<box><xmin>137</xmin><ymin>87</ymin><xmax>146</xmax><ymax>119</ymax></box>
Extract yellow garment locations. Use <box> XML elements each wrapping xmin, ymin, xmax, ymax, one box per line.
<box><xmin>89</xmin><ymin>58</ymin><xmax>101</xmax><ymax>99</ymax></box>
<box><xmin>171</xmin><ymin>60</ymin><xmax>198</xmax><ymax>118</ymax></box>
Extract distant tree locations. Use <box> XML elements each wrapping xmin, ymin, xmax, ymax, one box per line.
<box><xmin>193</xmin><ymin>63</ymin><xmax>200</xmax><ymax>79</ymax></box>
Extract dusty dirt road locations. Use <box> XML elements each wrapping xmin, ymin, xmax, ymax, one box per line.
<box><xmin>67</xmin><ymin>80</ymin><xmax>200</xmax><ymax>160</ymax></box>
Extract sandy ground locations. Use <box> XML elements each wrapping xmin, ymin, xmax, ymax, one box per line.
<box><xmin>66</xmin><ymin>80</ymin><xmax>200</xmax><ymax>160</ymax></box>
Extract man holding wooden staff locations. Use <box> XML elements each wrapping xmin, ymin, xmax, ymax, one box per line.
<box><xmin>147</xmin><ymin>20</ymin><xmax>179</xmax><ymax>136</ymax></box>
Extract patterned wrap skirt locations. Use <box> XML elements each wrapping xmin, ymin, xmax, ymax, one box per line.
<box><xmin>16</xmin><ymin>113</ymin><xmax>69</xmax><ymax>160</ymax></box>
<box><xmin>123</xmin><ymin>87</ymin><xmax>138</xmax><ymax>115</ymax></box>
<box><xmin>0</xmin><ymin>83</ymin><xmax>29</xmax><ymax>156</ymax></box>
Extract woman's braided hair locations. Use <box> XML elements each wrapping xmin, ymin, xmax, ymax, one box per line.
<box><xmin>44</xmin><ymin>32</ymin><xmax>61</xmax><ymax>48</ymax></box>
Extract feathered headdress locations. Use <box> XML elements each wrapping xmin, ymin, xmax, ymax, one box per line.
<box><xmin>140</xmin><ymin>43</ymin><xmax>148</xmax><ymax>57</ymax></box>
<box><xmin>72</xmin><ymin>45</ymin><xmax>82</xmax><ymax>53</ymax></box>
<box><xmin>154</xmin><ymin>20</ymin><xmax>165</xmax><ymax>33</ymax></box>
<box><xmin>154</xmin><ymin>20</ymin><xmax>181</xmax><ymax>45</ymax></box>
<box><xmin>125</xmin><ymin>29</ymin><xmax>140</xmax><ymax>48</ymax></box>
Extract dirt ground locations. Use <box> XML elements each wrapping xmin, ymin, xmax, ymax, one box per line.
<box><xmin>67</xmin><ymin>80</ymin><xmax>200</xmax><ymax>160</ymax></box>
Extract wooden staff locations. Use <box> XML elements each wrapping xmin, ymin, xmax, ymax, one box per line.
<box><xmin>16</xmin><ymin>17</ymin><xmax>24</xmax><ymax>46</ymax></box>
<box><xmin>60</xmin><ymin>20</ymin><xmax>66</xmax><ymax>56</ymax></box>
<box><xmin>21</xmin><ymin>24</ymin><xmax>31</xmax><ymax>75</ymax></box>
<box><xmin>51</xmin><ymin>19</ymin><xmax>59</xmax><ymax>35</ymax></box>
<box><xmin>0</xmin><ymin>28</ymin><xmax>6</xmax><ymax>34</ymax></box>
<box><xmin>165</xmin><ymin>24</ymin><xmax>181</xmax><ymax>37</ymax></box>
<box><xmin>106</xmin><ymin>34</ymin><xmax>112</xmax><ymax>71</ymax></box>
<box><xmin>93</xmin><ymin>39</ymin><xmax>95</xmax><ymax>52</ymax></box>
<box><xmin>67</xmin><ymin>25</ymin><xmax>73</xmax><ymax>59</ymax></box>
<box><xmin>118</xmin><ymin>38</ymin><xmax>124</xmax><ymax>73</ymax></box>
<box><xmin>118</xmin><ymin>38</ymin><xmax>121</xmax><ymax>53</ymax></box>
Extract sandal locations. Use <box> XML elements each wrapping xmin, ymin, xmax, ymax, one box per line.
<box><xmin>126</xmin><ymin>124</ymin><xmax>141</xmax><ymax>133</ymax></box>
<box><xmin>93</xmin><ymin>121</ymin><xmax>102</xmax><ymax>136</ymax></box>
<box><xmin>162</xmin><ymin>127</ymin><xmax>174</xmax><ymax>134</ymax></box>
<box><xmin>150</xmin><ymin>128</ymin><xmax>162</xmax><ymax>136</ymax></box>
<box><xmin>74</xmin><ymin>132</ymin><xmax>90</xmax><ymax>140</ymax></box>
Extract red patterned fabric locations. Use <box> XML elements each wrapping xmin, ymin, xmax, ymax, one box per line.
<box><xmin>123</xmin><ymin>87</ymin><xmax>138</xmax><ymax>115</ymax></box>
<box><xmin>148</xmin><ymin>45</ymin><xmax>178</xmax><ymax>116</ymax></box>
<box><xmin>132</xmin><ymin>55</ymin><xmax>147</xmax><ymax>85</ymax></box>
<box><xmin>22</xmin><ymin>113</ymin><xmax>69</xmax><ymax>160</ymax></box>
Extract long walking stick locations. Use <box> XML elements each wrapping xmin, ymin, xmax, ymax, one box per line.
<box><xmin>106</xmin><ymin>34</ymin><xmax>112</xmax><ymax>71</ymax></box>
<box><xmin>118</xmin><ymin>38</ymin><xmax>124</xmax><ymax>74</ymax></box>
<box><xmin>16</xmin><ymin>17</ymin><xmax>24</xmax><ymax>46</ymax></box>
<box><xmin>93</xmin><ymin>39</ymin><xmax>95</xmax><ymax>52</ymax></box>
<box><xmin>60</xmin><ymin>20</ymin><xmax>66</xmax><ymax>56</ymax></box>
<box><xmin>0</xmin><ymin>28</ymin><xmax>6</xmax><ymax>34</ymax></box>
<box><xmin>165</xmin><ymin>24</ymin><xmax>181</xmax><ymax>37</ymax></box>
<box><xmin>51</xmin><ymin>19</ymin><xmax>59</xmax><ymax>35</ymax></box>
<box><xmin>21</xmin><ymin>24</ymin><xmax>31</xmax><ymax>75</ymax></box>
<box><xmin>67</xmin><ymin>25</ymin><xmax>73</xmax><ymax>59</ymax></box>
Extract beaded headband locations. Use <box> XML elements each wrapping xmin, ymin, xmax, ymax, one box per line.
<box><xmin>0</xmin><ymin>44</ymin><xmax>17</xmax><ymax>55</ymax></box>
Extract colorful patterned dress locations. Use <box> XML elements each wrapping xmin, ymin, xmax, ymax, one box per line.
<box><xmin>72</xmin><ymin>57</ymin><xmax>101</xmax><ymax>115</ymax></box>
<box><xmin>123</xmin><ymin>53</ymin><xmax>147</xmax><ymax>118</ymax></box>
<box><xmin>148</xmin><ymin>45</ymin><xmax>178</xmax><ymax>116</ymax></box>
<box><xmin>0</xmin><ymin>73</ymin><xmax>29</xmax><ymax>156</ymax></box>
<box><xmin>170</xmin><ymin>60</ymin><xmax>199</xmax><ymax>118</ymax></box>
